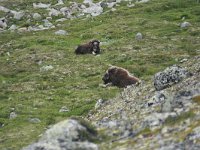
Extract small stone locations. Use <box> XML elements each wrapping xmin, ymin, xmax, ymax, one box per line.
<box><xmin>9</xmin><ymin>112</ymin><xmax>17</xmax><ymax>119</ymax></box>
<box><xmin>8</xmin><ymin>24</ymin><xmax>17</xmax><ymax>30</ymax></box>
<box><xmin>33</xmin><ymin>3</ymin><xmax>51</xmax><ymax>9</ymax></box>
<box><xmin>33</xmin><ymin>13</ymin><xmax>42</xmax><ymax>20</ymax></box>
<box><xmin>59</xmin><ymin>106</ymin><xmax>69</xmax><ymax>112</ymax></box>
<box><xmin>18</xmin><ymin>27</ymin><xmax>28</xmax><ymax>32</ymax></box>
<box><xmin>180</xmin><ymin>58</ymin><xmax>188</xmax><ymax>63</ymax></box>
<box><xmin>48</xmin><ymin>8</ymin><xmax>61</xmax><ymax>17</ymax></box>
<box><xmin>180</xmin><ymin>21</ymin><xmax>191</xmax><ymax>28</ymax></box>
<box><xmin>12</xmin><ymin>11</ymin><xmax>24</xmax><ymax>20</ymax></box>
<box><xmin>55</xmin><ymin>0</ymin><xmax>64</xmax><ymax>5</ymax></box>
<box><xmin>55</xmin><ymin>18</ymin><xmax>67</xmax><ymax>22</ymax></box>
<box><xmin>40</xmin><ymin>65</ymin><xmax>54</xmax><ymax>72</ymax></box>
<box><xmin>29</xmin><ymin>118</ymin><xmax>41</xmax><ymax>123</ymax></box>
<box><xmin>95</xmin><ymin>99</ymin><xmax>104</xmax><ymax>109</ymax></box>
<box><xmin>135</xmin><ymin>32</ymin><xmax>143</xmax><ymax>40</ymax></box>
<box><xmin>43</xmin><ymin>19</ymin><xmax>53</xmax><ymax>27</ymax></box>
<box><xmin>55</xmin><ymin>30</ymin><xmax>67</xmax><ymax>35</ymax></box>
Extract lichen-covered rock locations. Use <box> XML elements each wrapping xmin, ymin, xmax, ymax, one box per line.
<box><xmin>154</xmin><ymin>65</ymin><xmax>192</xmax><ymax>91</ymax></box>
<box><xmin>22</xmin><ymin>119</ymin><xmax>98</xmax><ymax>150</ymax></box>
<box><xmin>33</xmin><ymin>13</ymin><xmax>42</xmax><ymax>20</ymax></box>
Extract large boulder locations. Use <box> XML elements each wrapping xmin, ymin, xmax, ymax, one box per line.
<box><xmin>23</xmin><ymin>119</ymin><xmax>98</xmax><ymax>150</ymax></box>
<box><xmin>154</xmin><ymin>65</ymin><xmax>192</xmax><ymax>91</ymax></box>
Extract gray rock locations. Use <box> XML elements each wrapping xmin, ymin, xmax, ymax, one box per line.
<box><xmin>55</xmin><ymin>30</ymin><xmax>67</xmax><ymax>35</ymax></box>
<box><xmin>55</xmin><ymin>0</ymin><xmax>64</xmax><ymax>6</ymax></box>
<box><xmin>33</xmin><ymin>13</ymin><xmax>42</xmax><ymax>20</ymax></box>
<box><xmin>0</xmin><ymin>6</ymin><xmax>10</xmax><ymax>13</ymax></box>
<box><xmin>8</xmin><ymin>24</ymin><xmax>17</xmax><ymax>30</ymax></box>
<box><xmin>0</xmin><ymin>18</ymin><xmax>7</xmax><ymax>29</ymax></box>
<box><xmin>55</xmin><ymin>18</ymin><xmax>67</xmax><ymax>22</ymax></box>
<box><xmin>33</xmin><ymin>3</ymin><xmax>51</xmax><ymax>9</ymax></box>
<box><xmin>137</xmin><ymin>0</ymin><xmax>150</xmax><ymax>3</ymax></box>
<box><xmin>11</xmin><ymin>11</ymin><xmax>24</xmax><ymax>20</ymax></box>
<box><xmin>180</xmin><ymin>21</ymin><xmax>191</xmax><ymax>28</ymax></box>
<box><xmin>95</xmin><ymin>99</ymin><xmax>104</xmax><ymax>109</ymax></box>
<box><xmin>59</xmin><ymin>106</ymin><xmax>69</xmax><ymax>112</ymax></box>
<box><xmin>18</xmin><ymin>27</ymin><xmax>28</xmax><ymax>32</ymax></box>
<box><xmin>172</xmin><ymin>88</ymin><xmax>200</xmax><ymax>109</ymax></box>
<box><xmin>23</xmin><ymin>119</ymin><xmax>98</xmax><ymax>150</ymax></box>
<box><xmin>9</xmin><ymin>112</ymin><xmax>17</xmax><ymax>119</ymax></box>
<box><xmin>82</xmin><ymin>4</ymin><xmax>103</xmax><ymax>16</ymax></box>
<box><xmin>161</xmin><ymin>92</ymin><xmax>173</xmax><ymax>112</ymax></box>
<box><xmin>43</xmin><ymin>19</ymin><xmax>53</xmax><ymax>28</ymax></box>
<box><xmin>143</xmin><ymin>112</ymin><xmax>177</xmax><ymax>128</ymax></box>
<box><xmin>40</xmin><ymin>65</ymin><xmax>54</xmax><ymax>72</ymax></box>
<box><xmin>83</xmin><ymin>0</ymin><xmax>93</xmax><ymax>4</ymax></box>
<box><xmin>29</xmin><ymin>118</ymin><xmax>41</xmax><ymax>123</ymax></box>
<box><xmin>48</xmin><ymin>8</ymin><xmax>61</xmax><ymax>17</ymax></box>
<box><xmin>135</xmin><ymin>32</ymin><xmax>143</xmax><ymax>40</ymax></box>
<box><xmin>100</xmin><ymin>2</ymin><xmax>108</xmax><ymax>8</ymax></box>
<box><xmin>154</xmin><ymin>65</ymin><xmax>192</xmax><ymax>91</ymax></box>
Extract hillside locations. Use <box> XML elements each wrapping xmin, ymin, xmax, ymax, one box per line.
<box><xmin>0</xmin><ymin>0</ymin><xmax>200</xmax><ymax>149</ymax></box>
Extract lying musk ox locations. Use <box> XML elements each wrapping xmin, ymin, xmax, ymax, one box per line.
<box><xmin>102</xmin><ymin>66</ymin><xmax>140</xmax><ymax>88</ymax></box>
<box><xmin>75</xmin><ymin>40</ymin><xmax>100</xmax><ymax>55</ymax></box>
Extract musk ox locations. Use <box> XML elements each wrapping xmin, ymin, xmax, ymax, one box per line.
<box><xmin>75</xmin><ymin>40</ymin><xmax>100</xmax><ymax>55</ymax></box>
<box><xmin>102</xmin><ymin>66</ymin><xmax>140</xmax><ymax>88</ymax></box>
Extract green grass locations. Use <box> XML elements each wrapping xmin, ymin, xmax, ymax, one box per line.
<box><xmin>0</xmin><ymin>0</ymin><xmax>200</xmax><ymax>149</ymax></box>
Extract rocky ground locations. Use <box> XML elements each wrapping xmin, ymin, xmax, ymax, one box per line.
<box><xmin>0</xmin><ymin>0</ymin><xmax>149</xmax><ymax>33</ymax></box>
<box><xmin>23</xmin><ymin>56</ymin><xmax>200</xmax><ymax>150</ymax></box>
<box><xmin>88</xmin><ymin>56</ymin><xmax>200</xmax><ymax>149</ymax></box>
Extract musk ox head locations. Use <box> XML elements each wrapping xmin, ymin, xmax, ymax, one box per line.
<box><xmin>89</xmin><ymin>40</ymin><xmax>100</xmax><ymax>54</ymax></box>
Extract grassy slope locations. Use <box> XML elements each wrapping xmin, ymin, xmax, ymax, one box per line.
<box><xmin>0</xmin><ymin>0</ymin><xmax>200</xmax><ymax>149</ymax></box>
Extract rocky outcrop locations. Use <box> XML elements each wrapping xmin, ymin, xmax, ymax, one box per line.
<box><xmin>23</xmin><ymin>119</ymin><xmax>98</xmax><ymax>150</ymax></box>
<box><xmin>88</xmin><ymin>56</ymin><xmax>200</xmax><ymax>149</ymax></box>
<box><xmin>153</xmin><ymin>65</ymin><xmax>192</xmax><ymax>91</ymax></box>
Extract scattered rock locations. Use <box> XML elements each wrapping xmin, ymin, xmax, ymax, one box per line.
<box><xmin>82</xmin><ymin>4</ymin><xmax>103</xmax><ymax>16</ymax></box>
<box><xmin>32</xmin><ymin>13</ymin><xmax>42</xmax><ymax>20</ymax></box>
<box><xmin>33</xmin><ymin>3</ymin><xmax>51</xmax><ymax>9</ymax></box>
<box><xmin>40</xmin><ymin>65</ymin><xmax>54</xmax><ymax>72</ymax></box>
<box><xmin>48</xmin><ymin>8</ymin><xmax>61</xmax><ymax>17</ymax></box>
<box><xmin>180</xmin><ymin>58</ymin><xmax>188</xmax><ymax>63</ymax></box>
<box><xmin>161</xmin><ymin>92</ymin><xmax>173</xmax><ymax>112</ymax></box>
<box><xmin>137</xmin><ymin>0</ymin><xmax>150</xmax><ymax>3</ymax></box>
<box><xmin>180</xmin><ymin>21</ymin><xmax>191</xmax><ymax>28</ymax></box>
<box><xmin>18</xmin><ymin>27</ymin><xmax>28</xmax><ymax>32</ymax></box>
<box><xmin>59</xmin><ymin>106</ymin><xmax>69</xmax><ymax>112</ymax></box>
<box><xmin>135</xmin><ymin>32</ymin><xmax>143</xmax><ymax>40</ymax></box>
<box><xmin>29</xmin><ymin>118</ymin><xmax>41</xmax><ymax>123</ymax></box>
<box><xmin>154</xmin><ymin>65</ymin><xmax>192</xmax><ymax>91</ymax></box>
<box><xmin>8</xmin><ymin>24</ymin><xmax>17</xmax><ymax>30</ymax></box>
<box><xmin>55</xmin><ymin>30</ymin><xmax>68</xmax><ymax>35</ymax></box>
<box><xmin>9</xmin><ymin>112</ymin><xmax>17</xmax><ymax>119</ymax></box>
<box><xmin>43</xmin><ymin>19</ymin><xmax>54</xmax><ymax>28</ymax></box>
<box><xmin>95</xmin><ymin>99</ymin><xmax>104</xmax><ymax>109</ymax></box>
<box><xmin>55</xmin><ymin>0</ymin><xmax>64</xmax><ymax>6</ymax></box>
<box><xmin>55</xmin><ymin>18</ymin><xmax>67</xmax><ymax>22</ymax></box>
<box><xmin>11</xmin><ymin>11</ymin><xmax>24</xmax><ymax>20</ymax></box>
<box><xmin>0</xmin><ymin>6</ymin><xmax>10</xmax><ymax>13</ymax></box>
<box><xmin>23</xmin><ymin>119</ymin><xmax>98</xmax><ymax>150</ymax></box>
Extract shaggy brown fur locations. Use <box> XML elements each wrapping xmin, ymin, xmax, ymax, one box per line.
<box><xmin>75</xmin><ymin>40</ymin><xmax>100</xmax><ymax>55</ymax></box>
<box><xmin>102</xmin><ymin>66</ymin><xmax>140</xmax><ymax>88</ymax></box>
